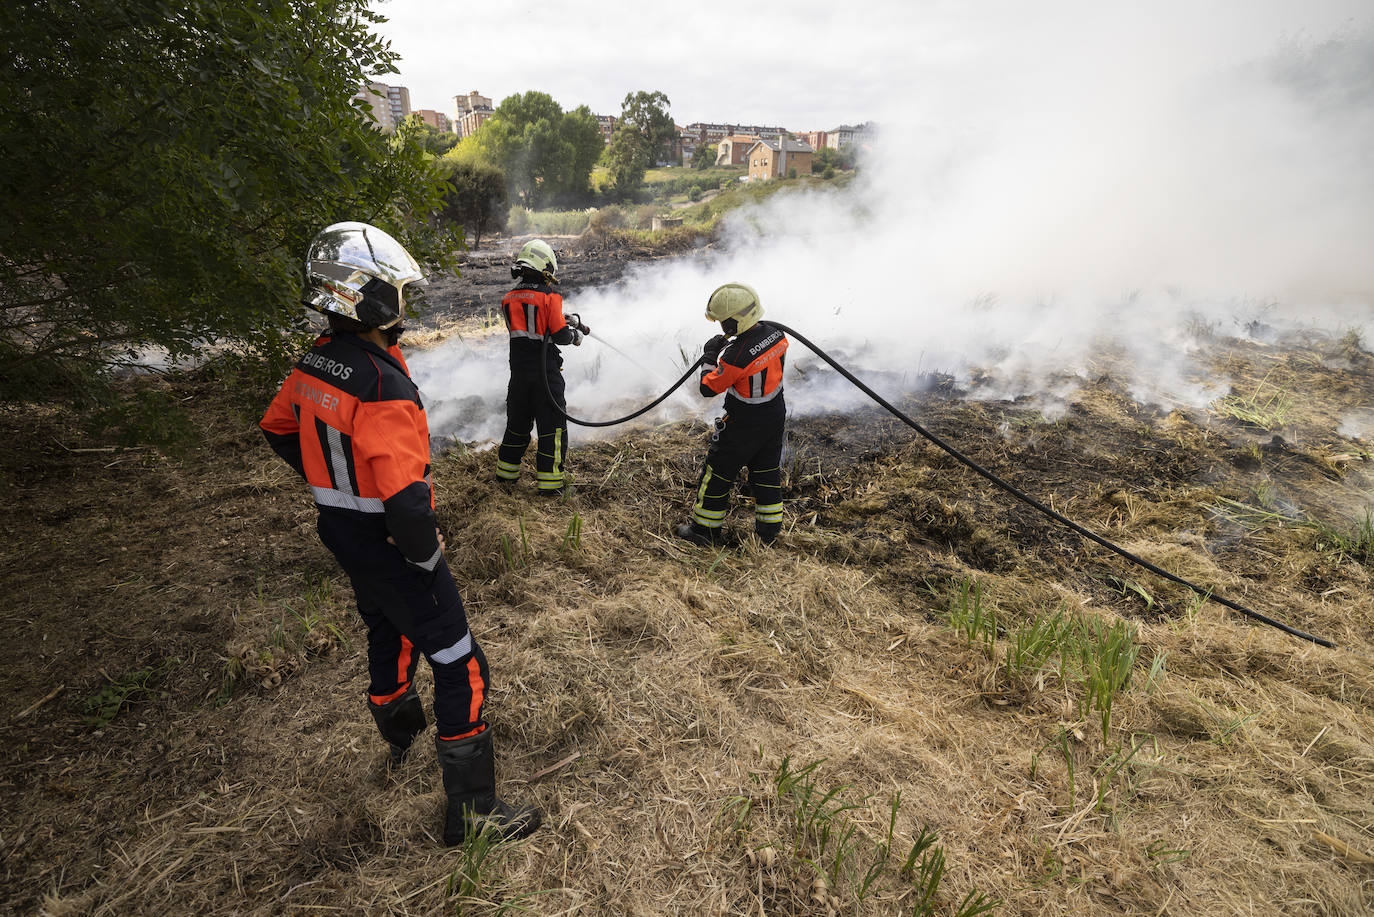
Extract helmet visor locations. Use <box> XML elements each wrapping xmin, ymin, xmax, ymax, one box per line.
<box><xmin>308</xmin><ymin>222</ymin><xmax>426</xmax><ymax>293</ymax></box>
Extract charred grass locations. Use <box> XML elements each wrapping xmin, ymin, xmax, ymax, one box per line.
<box><xmin>2</xmin><ymin>329</ymin><xmax>1373</xmax><ymax>915</ymax></box>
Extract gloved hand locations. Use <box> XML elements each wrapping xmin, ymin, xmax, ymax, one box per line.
<box><xmin>703</xmin><ymin>334</ymin><xmax>728</xmax><ymax>364</ymax></box>
<box><xmin>569</xmin><ymin>329</ymin><xmax>584</xmax><ymax>346</ymax></box>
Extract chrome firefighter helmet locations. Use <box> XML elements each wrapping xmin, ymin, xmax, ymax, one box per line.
<box><xmin>302</xmin><ymin>221</ymin><xmax>426</xmax><ymax>330</ymax></box>
<box><xmin>511</xmin><ymin>239</ymin><xmax>558</xmax><ymax>284</ymax></box>
<box><xmin>705</xmin><ymin>282</ymin><xmax>763</xmax><ymax>335</ymax></box>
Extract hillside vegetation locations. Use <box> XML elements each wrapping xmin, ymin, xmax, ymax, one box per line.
<box><xmin>2</xmin><ymin>317</ymin><xmax>1372</xmax><ymax>916</ymax></box>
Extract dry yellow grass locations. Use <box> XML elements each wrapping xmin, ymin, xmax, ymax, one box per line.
<box><xmin>3</xmin><ymin>327</ymin><xmax>1373</xmax><ymax>916</ymax></box>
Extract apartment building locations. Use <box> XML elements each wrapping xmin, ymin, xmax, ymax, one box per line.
<box><xmin>682</xmin><ymin>122</ymin><xmax>785</xmax><ymax>148</ymax></box>
<box><xmin>678</xmin><ymin>126</ymin><xmax>698</xmax><ymax>165</ymax></box>
<box><xmin>595</xmin><ymin>114</ymin><xmax>617</xmax><ymax>146</ymax></box>
<box><xmin>351</xmin><ymin>81</ymin><xmax>416</xmax><ymax>133</ymax></box>
<box><xmin>355</xmin><ymin>82</ymin><xmax>397</xmax><ymax>132</ymax></box>
<box><xmin>385</xmin><ymin>85</ymin><xmax>411</xmax><ymax>129</ymax></box>
<box><xmin>415</xmin><ymin>109</ymin><xmax>451</xmax><ymax>133</ymax></box>
<box><xmin>451</xmin><ymin>90</ymin><xmax>495</xmax><ymax>138</ymax></box>
<box><xmin>825</xmin><ymin>123</ymin><xmax>874</xmax><ymax>150</ymax></box>
<box><xmin>451</xmin><ymin>90</ymin><xmax>492</xmax><ymax>117</ymax></box>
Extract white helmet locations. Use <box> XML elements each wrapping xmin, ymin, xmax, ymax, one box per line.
<box><xmin>302</xmin><ymin>222</ymin><xmax>426</xmax><ymax>329</ymax></box>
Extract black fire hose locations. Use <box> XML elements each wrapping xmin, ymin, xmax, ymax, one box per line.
<box><xmin>539</xmin><ymin>328</ymin><xmax>1337</xmax><ymax>648</ymax></box>
<box><xmin>540</xmin><ymin>332</ymin><xmax>705</xmax><ymax>428</ymax></box>
<box><xmin>769</xmin><ymin>322</ymin><xmax>1335</xmax><ymax>649</ymax></box>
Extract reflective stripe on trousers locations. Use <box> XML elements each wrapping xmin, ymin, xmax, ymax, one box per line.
<box><xmin>692</xmin><ymin>464</ymin><xmax>733</xmax><ymax>529</ymax></box>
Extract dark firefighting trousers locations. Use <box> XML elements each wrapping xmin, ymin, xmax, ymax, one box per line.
<box><xmin>496</xmin><ymin>368</ymin><xmax>568</xmax><ymax>493</ymax></box>
<box><xmin>317</xmin><ymin>510</ymin><xmax>488</xmax><ymax>742</ymax></box>
<box><xmin>691</xmin><ymin>404</ymin><xmax>785</xmax><ymax>537</ymax></box>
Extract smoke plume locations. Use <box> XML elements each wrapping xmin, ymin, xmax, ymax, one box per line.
<box><xmin>411</xmin><ymin>4</ymin><xmax>1374</xmax><ymax>445</ymax></box>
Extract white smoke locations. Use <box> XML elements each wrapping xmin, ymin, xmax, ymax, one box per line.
<box><xmin>411</xmin><ymin>4</ymin><xmax>1374</xmax><ymax>446</ymax></box>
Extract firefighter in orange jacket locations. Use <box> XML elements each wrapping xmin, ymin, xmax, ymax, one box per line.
<box><xmin>494</xmin><ymin>239</ymin><xmax>589</xmax><ymax>495</ymax></box>
<box><xmin>676</xmin><ymin>282</ymin><xmax>788</xmax><ymax>546</ymax></box>
<box><xmin>260</xmin><ymin>222</ymin><xmax>539</xmax><ymax>846</ymax></box>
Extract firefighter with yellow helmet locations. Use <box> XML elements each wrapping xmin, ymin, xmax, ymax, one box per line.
<box><xmin>676</xmin><ymin>282</ymin><xmax>788</xmax><ymax>545</ymax></box>
<box><xmin>494</xmin><ymin>239</ymin><xmax>589</xmax><ymax>495</ymax></box>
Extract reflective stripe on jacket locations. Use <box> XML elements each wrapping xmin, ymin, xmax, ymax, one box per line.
<box><xmin>700</xmin><ymin>321</ymin><xmax>788</xmax><ymax>406</ymax></box>
<box><xmin>502</xmin><ymin>282</ymin><xmax>578</xmax><ymax>370</ymax></box>
<box><xmin>502</xmin><ymin>283</ymin><xmax>568</xmax><ymax>340</ymax></box>
<box><xmin>259</xmin><ymin>333</ymin><xmax>442</xmax><ymax>573</ymax></box>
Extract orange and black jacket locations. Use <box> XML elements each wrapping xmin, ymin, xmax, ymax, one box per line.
<box><xmin>259</xmin><ymin>333</ymin><xmax>442</xmax><ymax>574</ymax></box>
<box><xmin>501</xmin><ymin>281</ymin><xmax>578</xmax><ymax>371</ymax></box>
<box><xmin>700</xmin><ymin>321</ymin><xmax>788</xmax><ymax>413</ymax></box>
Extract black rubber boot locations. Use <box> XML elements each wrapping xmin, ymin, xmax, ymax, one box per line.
<box><xmin>675</xmin><ymin>522</ymin><xmax>725</xmax><ymax>546</ymax></box>
<box><xmin>435</xmin><ymin>730</ymin><xmax>542</xmax><ymax>846</ymax></box>
<box><xmin>754</xmin><ymin>522</ymin><xmax>781</xmax><ymax>545</ymax></box>
<box><xmin>369</xmin><ymin>688</ymin><xmax>428</xmax><ymax>767</ymax></box>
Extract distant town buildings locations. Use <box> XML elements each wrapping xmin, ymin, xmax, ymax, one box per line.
<box><xmin>354</xmin><ymin>83</ymin><xmax>873</xmax><ymax>171</ymax></box>
<box><xmin>803</xmin><ymin>122</ymin><xmax>875</xmax><ymax>151</ymax></box>
<box><xmin>682</xmin><ymin>122</ymin><xmax>785</xmax><ymax>149</ymax></box>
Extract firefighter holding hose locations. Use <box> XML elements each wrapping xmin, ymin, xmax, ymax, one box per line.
<box><xmin>494</xmin><ymin>239</ymin><xmax>589</xmax><ymax>496</ymax></box>
<box><xmin>677</xmin><ymin>282</ymin><xmax>788</xmax><ymax>546</ymax></box>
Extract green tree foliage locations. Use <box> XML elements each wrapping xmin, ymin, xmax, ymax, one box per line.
<box><xmin>605</xmin><ymin>90</ymin><xmax>675</xmax><ymax>197</ymax></box>
<box><xmin>462</xmin><ymin>92</ymin><xmax>603</xmax><ymax>207</ymax></box>
<box><xmin>694</xmin><ymin>145</ymin><xmax>717</xmax><ymax>170</ymax></box>
<box><xmin>437</xmin><ymin>160</ymin><xmax>508</xmax><ymax>248</ymax></box>
<box><xmin>0</xmin><ymin>0</ymin><xmax>455</xmax><ymax>400</ymax></box>
<box><xmin>811</xmin><ymin>145</ymin><xmax>857</xmax><ymax>173</ymax></box>
<box><xmin>604</xmin><ymin>130</ymin><xmax>649</xmax><ymax>199</ymax></box>
<box><xmin>406</xmin><ymin>116</ymin><xmax>460</xmax><ymax>156</ymax></box>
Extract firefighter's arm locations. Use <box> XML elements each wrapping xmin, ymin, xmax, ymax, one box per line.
<box><xmin>699</xmin><ymin>351</ymin><xmax>747</xmax><ymax>397</ymax></box>
<box><xmin>358</xmin><ymin>402</ymin><xmax>443</xmax><ymax>573</ymax></box>
<box><xmin>259</xmin><ymin>382</ymin><xmax>305</xmax><ymax>479</ymax></box>
<box><xmin>383</xmin><ymin>481</ymin><xmax>443</xmax><ymax>573</ymax></box>
<box><xmin>545</xmin><ymin>293</ymin><xmax>582</xmax><ymax>345</ymax></box>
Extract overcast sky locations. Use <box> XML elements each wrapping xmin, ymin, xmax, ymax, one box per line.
<box><xmin>374</xmin><ymin>0</ymin><xmax>1367</xmax><ymax>129</ymax></box>
<box><xmin>395</xmin><ymin>1</ymin><xmax>1373</xmax><ymax>443</ymax></box>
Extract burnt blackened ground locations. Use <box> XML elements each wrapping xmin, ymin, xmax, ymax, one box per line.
<box><xmin>413</xmin><ymin>234</ymin><xmax>693</xmax><ymax>328</ymax></box>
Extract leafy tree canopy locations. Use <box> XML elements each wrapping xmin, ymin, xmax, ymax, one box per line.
<box><xmin>812</xmin><ymin>145</ymin><xmax>856</xmax><ymax>172</ymax></box>
<box><xmin>0</xmin><ymin>0</ymin><xmax>456</xmax><ymax>400</ymax></box>
<box><xmin>605</xmin><ymin>90</ymin><xmax>674</xmax><ymax>197</ymax></box>
<box><xmin>462</xmin><ymin>92</ymin><xmax>603</xmax><ymax>207</ymax></box>
<box><xmin>406</xmin><ymin>116</ymin><xmax>460</xmax><ymax>156</ymax></box>
<box><xmin>436</xmin><ymin>160</ymin><xmax>508</xmax><ymax>248</ymax></box>
<box><xmin>619</xmin><ymin>90</ymin><xmax>677</xmax><ymax>164</ymax></box>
